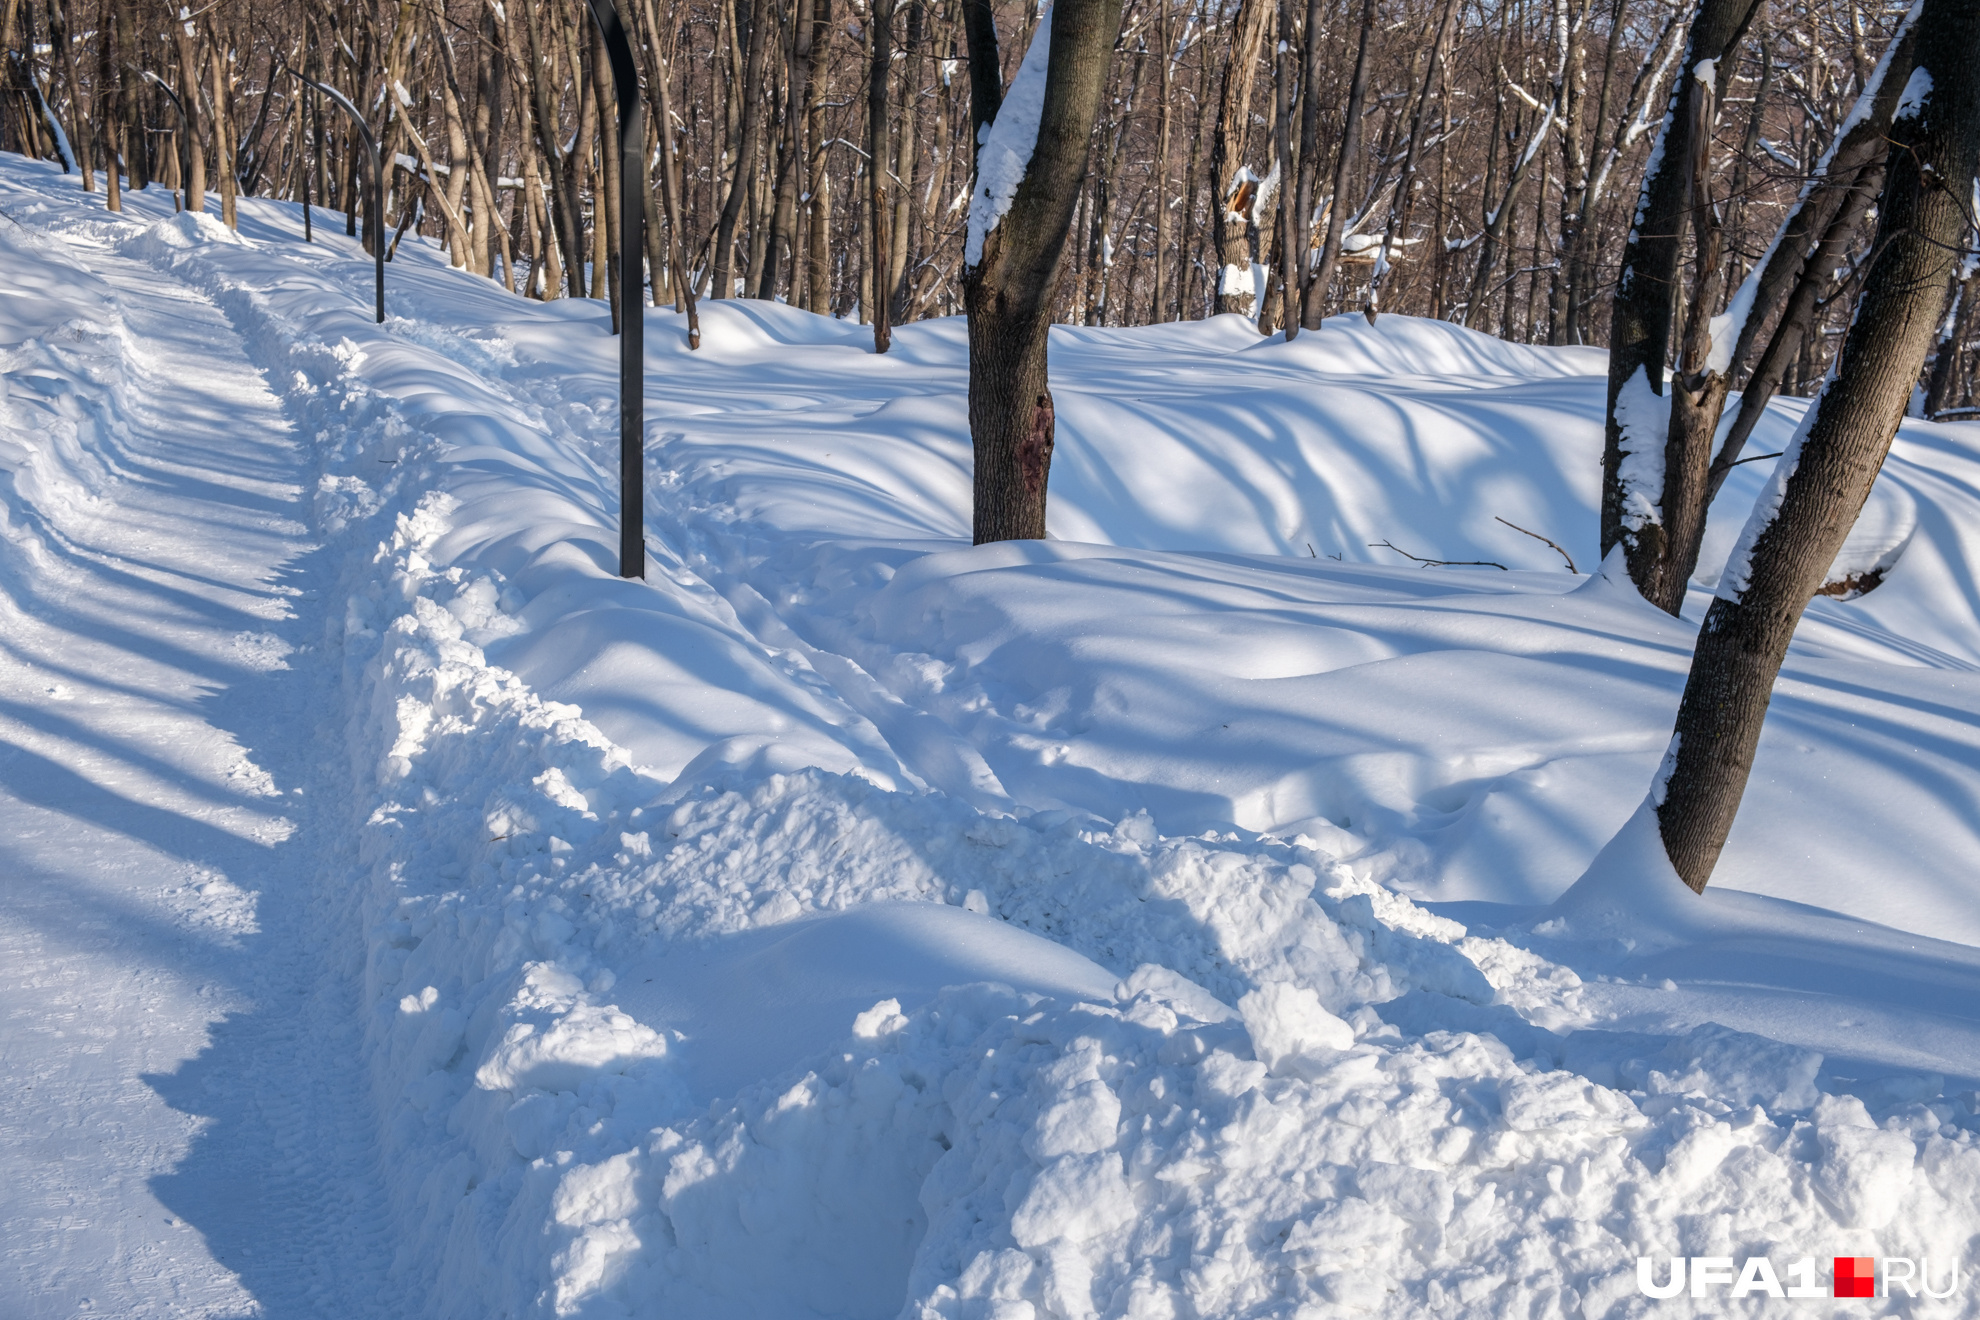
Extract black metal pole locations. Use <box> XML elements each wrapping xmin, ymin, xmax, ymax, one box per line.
<box><xmin>581</xmin><ymin>0</ymin><xmax>646</xmax><ymax>579</ymax></box>
<box><xmin>281</xmin><ymin>64</ymin><xmax>385</xmax><ymax>323</ymax></box>
<box><xmin>301</xmin><ymin>87</ymin><xmax>312</xmax><ymax>242</ymax></box>
<box><xmin>137</xmin><ymin>71</ymin><xmax>192</xmax><ymax>213</ymax></box>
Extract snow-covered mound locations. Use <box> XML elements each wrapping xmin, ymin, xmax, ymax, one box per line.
<box><xmin>5</xmin><ymin>155</ymin><xmax>1980</xmax><ymax>1319</ymax></box>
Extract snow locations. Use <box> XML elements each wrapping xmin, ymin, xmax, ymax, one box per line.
<box><xmin>7</xmin><ymin>155</ymin><xmax>1980</xmax><ymax>1318</ymax></box>
<box><xmin>1611</xmin><ymin>364</ymin><xmax>1667</xmax><ymax>529</ymax></box>
<box><xmin>964</xmin><ymin>5</ymin><xmax>1052</xmax><ymax>267</ymax></box>
<box><xmin>1896</xmin><ymin>67</ymin><xmax>1934</xmax><ymax>121</ymax></box>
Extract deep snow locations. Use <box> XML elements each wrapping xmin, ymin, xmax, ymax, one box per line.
<box><xmin>4</xmin><ymin>154</ymin><xmax>1980</xmax><ymax>1319</ymax></box>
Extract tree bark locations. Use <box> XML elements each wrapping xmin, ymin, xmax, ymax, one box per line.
<box><xmin>172</xmin><ymin>14</ymin><xmax>205</xmax><ymax>211</ymax></box>
<box><xmin>1152</xmin><ymin>0</ymin><xmax>1173</xmax><ymax>320</ymax></box>
<box><xmin>1273</xmin><ymin>0</ymin><xmax>1298</xmax><ymax>338</ymax></box>
<box><xmin>866</xmin><ymin>0</ymin><xmax>895</xmax><ymax>349</ymax></box>
<box><xmin>1704</xmin><ymin>23</ymin><xmax>1922</xmax><ymax>497</ymax></box>
<box><xmin>765</xmin><ymin>0</ymin><xmax>815</xmax><ymax>301</ymax></box>
<box><xmin>1600</xmin><ymin>0</ymin><xmax>1763</xmax><ymax>581</ymax></box>
<box><xmin>1654</xmin><ymin>0</ymin><xmax>1980</xmax><ymax>892</ymax></box>
<box><xmin>963</xmin><ymin>0</ymin><xmax>1124</xmax><ymax>542</ymax></box>
<box><xmin>1209</xmin><ymin>0</ymin><xmax>1269</xmax><ymax>318</ymax></box>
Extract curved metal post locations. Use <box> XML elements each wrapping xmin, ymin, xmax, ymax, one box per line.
<box><xmin>137</xmin><ymin>70</ymin><xmax>192</xmax><ymax>212</ymax></box>
<box><xmin>581</xmin><ymin>0</ymin><xmax>646</xmax><ymax>579</ymax></box>
<box><xmin>280</xmin><ymin>64</ymin><xmax>385</xmax><ymax>323</ymax></box>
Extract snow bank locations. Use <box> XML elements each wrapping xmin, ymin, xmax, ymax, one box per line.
<box><xmin>0</xmin><ymin>213</ymin><xmax>125</xmax><ymax>567</ymax></box>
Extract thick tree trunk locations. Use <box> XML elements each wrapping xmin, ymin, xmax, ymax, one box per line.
<box><xmin>963</xmin><ymin>0</ymin><xmax>1124</xmax><ymax>542</ymax></box>
<box><xmin>172</xmin><ymin>19</ymin><xmax>205</xmax><ymax>211</ymax></box>
<box><xmin>1209</xmin><ymin>0</ymin><xmax>1269</xmax><ymax>318</ymax></box>
<box><xmin>1654</xmin><ymin>0</ymin><xmax>1980</xmax><ymax>892</ymax></box>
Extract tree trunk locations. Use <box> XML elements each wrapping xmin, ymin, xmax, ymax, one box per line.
<box><xmin>1209</xmin><ymin>0</ymin><xmax>1269</xmax><ymax>318</ymax></box>
<box><xmin>1600</xmin><ymin>0</ymin><xmax>1763</xmax><ymax>580</ymax></box>
<box><xmin>1302</xmin><ymin>0</ymin><xmax>1373</xmax><ymax>328</ymax></box>
<box><xmin>173</xmin><ymin>17</ymin><xmax>205</xmax><ymax>211</ymax></box>
<box><xmin>1273</xmin><ymin>0</ymin><xmax>1298</xmax><ymax>338</ymax></box>
<box><xmin>867</xmin><ymin>0</ymin><xmax>895</xmax><ymax>349</ymax></box>
<box><xmin>963</xmin><ymin>0</ymin><xmax>1124</xmax><ymax>542</ymax></box>
<box><xmin>766</xmin><ymin>0</ymin><xmax>815</xmax><ymax>302</ymax></box>
<box><xmin>1151</xmin><ymin>0</ymin><xmax>1172</xmax><ymax>320</ymax></box>
<box><xmin>1705</xmin><ymin>23</ymin><xmax>1922</xmax><ymax>497</ymax></box>
<box><xmin>713</xmin><ymin>0</ymin><xmax>772</xmax><ymax>296</ymax></box>
<box><xmin>1654</xmin><ymin>0</ymin><xmax>1980</xmax><ymax>892</ymax></box>
<box><xmin>521</xmin><ymin>0</ymin><xmax>589</xmax><ymax>298</ymax></box>
<box><xmin>888</xmin><ymin>0</ymin><xmax>924</xmax><ymax>322</ymax></box>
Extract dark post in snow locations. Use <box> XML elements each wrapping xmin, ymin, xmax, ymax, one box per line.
<box><xmin>281</xmin><ymin>64</ymin><xmax>384</xmax><ymax>324</ymax></box>
<box><xmin>581</xmin><ymin>0</ymin><xmax>647</xmax><ymax>580</ymax></box>
<box><xmin>138</xmin><ymin>71</ymin><xmax>192</xmax><ymax>213</ymax></box>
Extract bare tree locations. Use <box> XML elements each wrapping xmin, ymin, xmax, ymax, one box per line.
<box><xmin>1653</xmin><ymin>0</ymin><xmax>1980</xmax><ymax>891</ymax></box>
<box><xmin>1599</xmin><ymin>0</ymin><xmax>1764</xmax><ymax>609</ymax></box>
<box><xmin>963</xmin><ymin>0</ymin><xmax>1125</xmax><ymax>541</ymax></box>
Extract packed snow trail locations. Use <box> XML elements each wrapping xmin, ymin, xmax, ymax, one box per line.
<box><xmin>0</xmin><ymin>212</ymin><xmax>399</xmax><ymax>1313</ymax></box>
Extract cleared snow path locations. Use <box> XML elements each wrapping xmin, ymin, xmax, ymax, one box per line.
<box><xmin>0</xmin><ymin>218</ymin><xmax>399</xmax><ymax>1316</ymax></box>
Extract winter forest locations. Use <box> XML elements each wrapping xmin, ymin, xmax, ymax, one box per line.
<box><xmin>6</xmin><ymin>0</ymin><xmax>1961</xmax><ymax>379</ymax></box>
<box><xmin>7</xmin><ymin>0</ymin><xmax>1980</xmax><ymax>1310</ymax></box>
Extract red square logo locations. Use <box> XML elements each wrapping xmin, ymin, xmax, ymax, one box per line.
<box><xmin>1835</xmin><ymin>1257</ymin><xmax>1876</xmax><ymax>1299</ymax></box>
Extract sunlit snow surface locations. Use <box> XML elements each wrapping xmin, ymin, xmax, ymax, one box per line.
<box><xmin>5</xmin><ymin>155</ymin><xmax>1980</xmax><ymax>1319</ymax></box>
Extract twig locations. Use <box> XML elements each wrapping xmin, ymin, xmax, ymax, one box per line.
<box><xmin>1493</xmin><ymin>516</ymin><xmax>1576</xmax><ymax>572</ymax></box>
<box><xmin>1728</xmin><ymin>449</ymin><xmax>1786</xmax><ymax>467</ymax></box>
<box><xmin>1369</xmin><ymin>540</ymin><xmax>1508</xmax><ymax>570</ymax></box>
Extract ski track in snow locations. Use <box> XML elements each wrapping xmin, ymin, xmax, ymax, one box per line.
<box><xmin>0</xmin><ymin>205</ymin><xmax>400</xmax><ymax>1315</ymax></box>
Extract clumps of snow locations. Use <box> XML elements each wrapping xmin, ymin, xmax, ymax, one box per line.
<box><xmin>0</xmin><ymin>221</ymin><xmax>129</xmax><ymax>569</ymax></box>
<box><xmin>1895</xmin><ymin>66</ymin><xmax>1934</xmax><ymax>121</ymax></box>
<box><xmin>1704</xmin><ymin>275</ymin><xmax>1758</xmax><ymax>376</ymax></box>
<box><xmin>1611</xmin><ymin>365</ymin><xmax>1668</xmax><ymax>531</ymax></box>
<box><xmin>1624</xmin><ymin>1021</ymin><xmax>1823</xmax><ymax>1111</ymax></box>
<box><xmin>1651</xmin><ymin>733</ymin><xmax>1680</xmax><ymax>806</ymax></box>
<box><xmin>120</xmin><ymin>210</ymin><xmax>247</xmax><ymax>264</ymax></box>
<box><xmin>964</xmin><ymin>5</ymin><xmax>1053</xmax><ymax>266</ymax></box>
